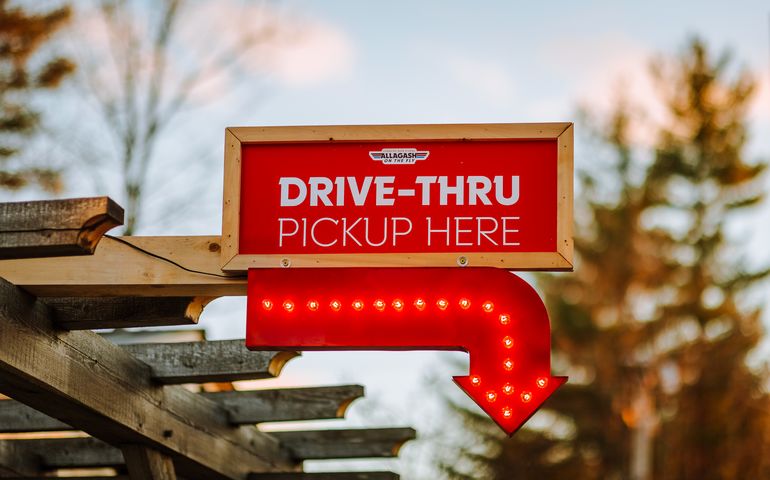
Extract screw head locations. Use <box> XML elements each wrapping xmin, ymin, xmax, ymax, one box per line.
<box><xmin>457</xmin><ymin>256</ymin><xmax>468</xmax><ymax>267</ymax></box>
<box><xmin>280</xmin><ymin>258</ymin><xmax>291</xmax><ymax>268</ymax></box>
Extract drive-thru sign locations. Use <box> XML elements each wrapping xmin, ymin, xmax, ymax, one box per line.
<box><xmin>233</xmin><ymin>123</ymin><xmax>573</xmax><ymax>436</ymax></box>
<box><xmin>221</xmin><ymin>123</ymin><xmax>573</xmax><ymax>271</ymax></box>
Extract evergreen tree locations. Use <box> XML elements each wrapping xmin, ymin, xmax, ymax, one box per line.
<box><xmin>441</xmin><ymin>39</ymin><xmax>770</xmax><ymax>480</ymax></box>
<box><xmin>0</xmin><ymin>0</ymin><xmax>73</xmax><ymax>192</ymax></box>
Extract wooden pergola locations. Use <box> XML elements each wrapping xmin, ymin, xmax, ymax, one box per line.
<box><xmin>0</xmin><ymin>197</ymin><xmax>415</xmax><ymax>479</ymax></box>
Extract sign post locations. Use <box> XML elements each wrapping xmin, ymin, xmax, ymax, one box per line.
<box><xmin>227</xmin><ymin>123</ymin><xmax>573</xmax><ymax>436</ymax></box>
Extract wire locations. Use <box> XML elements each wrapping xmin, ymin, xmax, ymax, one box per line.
<box><xmin>1</xmin><ymin>226</ymin><xmax>246</xmax><ymax>279</ymax></box>
<box><xmin>104</xmin><ymin>235</ymin><xmax>246</xmax><ymax>279</ymax></box>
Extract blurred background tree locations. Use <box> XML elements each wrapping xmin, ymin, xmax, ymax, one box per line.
<box><xmin>0</xmin><ymin>0</ymin><xmax>74</xmax><ymax>192</ymax></box>
<box><xmin>441</xmin><ymin>38</ymin><xmax>770</xmax><ymax>480</ymax></box>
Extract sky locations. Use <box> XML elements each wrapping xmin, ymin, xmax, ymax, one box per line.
<box><xmin>11</xmin><ymin>0</ymin><xmax>770</xmax><ymax>477</ymax></box>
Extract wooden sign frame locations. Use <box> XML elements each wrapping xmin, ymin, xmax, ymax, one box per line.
<box><xmin>220</xmin><ymin>123</ymin><xmax>573</xmax><ymax>272</ymax></box>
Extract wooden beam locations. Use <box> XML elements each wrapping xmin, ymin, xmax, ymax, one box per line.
<box><xmin>42</xmin><ymin>296</ymin><xmax>211</xmax><ymax>330</ymax></box>
<box><xmin>122</xmin><ymin>340</ymin><xmax>299</xmax><ymax>384</ymax></box>
<box><xmin>0</xmin><ymin>279</ymin><xmax>294</xmax><ymax>479</ymax></box>
<box><xmin>0</xmin><ymin>236</ymin><xmax>245</xmax><ymax>297</ymax></box>
<box><xmin>204</xmin><ymin>385</ymin><xmax>364</xmax><ymax>424</ymax></box>
<box><xmin>0</xmin><ymin>197</ymin><xmax>123</xmax><ymax>260</ymax></box>
<box><xmin>121</xmin><ymin>445</ymin><xmax>177</xmax><ymax>480</ymax></box>
<box><xmin>0</xmin><ymin>385</ymin><xmax>360</xmax><ymax>432</ymax></box>
<box><xmin>0</xmin><ymin>428</ymin><xmax>415</xmax><ymax>469</ymax></box>
<box><xmin>272</xmin><ymin>428</ymin><xmax>416</xmax><ymax>460</ymax></box>
<box><xmin>249</xmin><ymin>474</ymin><xmax>399</xmax><ymax>480</ymax></box>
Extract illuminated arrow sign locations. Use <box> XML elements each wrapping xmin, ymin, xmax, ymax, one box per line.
<box><xmin>246</xmin><ymin>267</ymin><xmax>566</xmax><ymax>436</ymax></box>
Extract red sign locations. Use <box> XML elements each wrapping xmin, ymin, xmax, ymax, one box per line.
<box><xmin>246</xmin><ymin>267</ymin><xmax>566</xmax><ymax>436</ymax></box>
<box><xmin>220</xmin><ymin>124</ymin><xmax>572</xmax><ymax>271</ymax></box>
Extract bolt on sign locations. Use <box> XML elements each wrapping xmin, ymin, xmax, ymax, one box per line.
<box><xmin>220</xmin><ymin>123</ymin><xmax>573</xmax><ymax>271</ymax></box>
<box><xmin>229</xmin><ymin>123</ymin><xmax>574</xmax><ymax>436</ymax></box>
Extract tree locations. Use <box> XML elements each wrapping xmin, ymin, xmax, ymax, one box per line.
<box><xmin>0</xmin><ymin>0</ymin><xmax>74</xmax><ymax>192</ymax></box>
<box><xmin>440</xmin><ymin>38</ymin><xmax>770</xmax><ymax>480</ymax></box>
<box><xmin>67</xmin><ymin>0</ymin><xmax>284</xmax><ymax>234</ymax></box>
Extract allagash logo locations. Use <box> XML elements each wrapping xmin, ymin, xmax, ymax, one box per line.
<box><xmin>369</xmin><ymin>148</ymin><xmax>430</xmax><ymax>164</ymax></box>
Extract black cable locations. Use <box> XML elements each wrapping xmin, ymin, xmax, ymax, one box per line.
<box><xmin>104</xmin><ymin>234</ymin><xmax>246</xmax><ymax>279</ymax></box>
<box><xmin>2</xmin><ymin>226</ymin><xmax>246</xmax><ymax>279</ymax></box>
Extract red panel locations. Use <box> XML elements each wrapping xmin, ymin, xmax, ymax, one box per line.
<box><xmin>246</xmin><ymin>267</ymin><xmax>566</xmax><ymax>435</ymax></box>
<box><xmin>239</xmin><ymin>139</ymin><xmax>557</xmax><ymax>255</ymax></box>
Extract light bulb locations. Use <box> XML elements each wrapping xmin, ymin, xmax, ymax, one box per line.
<box><xmin>414</xmin><ymin>298</ymin><xmax>426</xmax><ymax>311</ymax></box>
<box><xmin>392</xmin><ymin>299</ymin><xmax>404</xmax><ymax>311</ymax></box>
<box><xmin>521</xmin><ymin>391</ymin><xmax>532</xmax><ymax>403</ymax></box>
<box><xmin>330</xmin><ymin>300</ymin><xmax>342</xmax><ymax>312</ymax></box>
<box><xmin>459</xmin><ymin>298</ymin><xmax>471</xmax><ymax>309</ymax></box>
<box><xmin>437</xmin><ymin>298</ymin><xmax>449</xmax><ymax>310</ymax></box>
<box><xmin>503</xmin><ymin>336</ymin><xmax>514</xmax><ymax>349</ymax></box>
<box><xmin>536</xmin><ymin>377</ymin><xmax>548</xmax><ymax>389</ymax></box>
<box><xmin>502</xmin><ymin>383</ymin><xmax>514</xmax><ymax>395</ymax></box>
<box><xmin>482</xmin><ymin>301</ymin><xmax>494</xmax><ymax>313</ymax></box>
<box><xmin>486</xmin><ymin>391</ymin><xmax>497</xmax><ymax>403</ymax></box>
<box><xmin>373</xmin><ymin>299</ymin><xmax>386</xmax><ymax>311</ymax></box>
<box><xmin>261</xmin><ymin>299</ymin><xmax>273</xmax><ymax>311</ymax></box>
<box><xmin>503</xmin><ymin>358</ymin><xmax>514</xmax><ymax>371</ymax></box>
<box><xmin>352</xmin><ymin>300</ymin><xmax>364</xmax><ymax>311</ymax></box>
<box><xmin>307</xmin><ymin>300</ymin><xmax>319</xmax><ymax>311</ymax></box>
<box><xmin>502</xmin><ymin>407</ymin><xmax>513</xmax><ymax>419</ymax></box>
<box><xmin>282</xmin><ymin>300</ymin><xmax>294</xmax><ymax>312</ymax></box>
<box><xmin>470</xmin><ymin>375</ymin><xmax>481</xmax><ymax>387</ymax></box>
<box><xmin>499</xmin><ymin>313</ymin><xmax>511</xmax><ymax>325</ymax></box>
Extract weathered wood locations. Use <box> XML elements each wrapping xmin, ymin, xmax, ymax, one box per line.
<box><xmin>122</xmin><ymin>340</ymin><xmax>299</xmax><ymax>384</ymax></box>
<box><xmin>0</xmin><ymin>428</ymin><xmax>415</xmax><ymax>469</ymax></box>
<box><xmin>204</xmin><ymin>385</ymin><xmax>364</xmax><ymax>424</ymax></box>
<box><xmin>0</xmin><ymin>197</ymin><xmax>123</xmax><ymax>259</ymax></box>
<box><xmin>42</xmin><ymin>296</ymin><xmax>211</xmax><ymax>330</ymax></box>
<box><xmin>249</xmin><ymin>474</ymin><xmax>399</xmax><ymax>480</ymax></box>
<box><xmin>0</xmin><ymin>385</ymin><xmax>358</xmax><ymax>432</ymax></box>
<box><xmin>0</xmin><ymin>278</ymin><xmax>294</xmax><ymax>479</ymax></box>
<box><xmin>0</xmin><ymin>236</ymin><xmax>245</xmax><ymax>296</ymax></box>
<box><xmin>273</xmin><ymin>428</ymin><xmax>416</xmax><ymax>460</ymax></box>
<box><xmin>121</xmin><ymin>445</ymin><xmax>177</xmax><ymax>480</ymax></box>
<box><xmin>0</xmin><ymin>398</ymin><xmax>70</xmax><ymax>432</ymax></box>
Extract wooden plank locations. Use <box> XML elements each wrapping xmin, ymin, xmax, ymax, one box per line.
<box><xmin>0</xmin><ymin>398</ymin><xmax>70</xmax><ymax>432</ymax></box>
<box><xmin>227</xmin><ymin>123</ymin><xmax>572</xmax><ymax>143</ymax></box>
<box><xmin>121</xmin><ymin>445</ymin><xmax>177</xmax><ymax>480</ymax></box>
<box><xmin>0</xmin><ymin>428</ymin><xmax>415</xmax><ymax>468</ymax></box>
<box><xmin>0</xmin><ymin>197</ymin><xmax>123</xmax><ymax>259</ymax></box>
<box><xmin>0</xmin><ymin>385</ymin><xmax>360</xmax><ymax>432</ymax></box>
<box><xmin>42</xmin><ymin>296</ymin><xmax>211</xmax><ymax>330</ymax></box>
<box><xmin>0</xmin><ymin>279</ymin><xmax>294</xmax><ymax>479</ymax></box>
<box><xmin>556</xmin><ymin>123</ymin><xmax>574</xmax><ymax>268</ymax></box>
<box><xmin>249</xmin><ymin>473</ymin><xmax>399</xmax><ymax>480</ymax></box>
<box><xmin>205</xmin><ymin>385</ymin><xmax>364</xmax><ymax>424</ymax></box>
<box><xmin>122</xmin><ymin>340</ymin><xmax>299</xmax><ymax>384</ymax></box>
<box><xmin>273</xmin><ymin>428</ymin><xmax>416</xmax><ymax>460</ymax></box>
<box><xmin>0</xmin><ymin>236</ymin><xmax>245</xmax><ymax>296</ymax></box>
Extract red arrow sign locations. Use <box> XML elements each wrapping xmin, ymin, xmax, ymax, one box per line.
<box><xmin>246</xmin><ymin>267</ymin><xmax>566</xmax><ymax>436</ymax></box>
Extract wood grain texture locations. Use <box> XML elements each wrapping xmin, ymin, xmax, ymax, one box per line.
<box><xmin>0</xmin><ymin>197</ymin><xmax>123</xmax><ymax>259</ymax></box>
<box><xmin>0</xmin><ymin>236</ymin><xmax>246</xmax><ymax>296</ymax></box>
<box><xmin>0</xmin><ymin>428</ymin><xmax>415</xmax><ymax>469</ymax></box>
<box><xmin>204</xmin><ymin>385</ymin><xmax>364</xmax><ymax>424</ymax></box>
<box><xmin>0</xmin><ymin>385</ymin><xmax>360</xmax><ymax>432</ymax></box>
<box><xmin>272</xmin><ymin>428</ymin><xmax>416</xmax><ymax>460</ymax></box>
<box><xmin>42</xmin><ymin>296</ymin><xmax>211</xmax><ymax>330</ymax></box>
<box><xmin>121</xmin><ymin>445</ymin><xmax>177</xmax><ymax>480</ymax></box>
<box><xmin>249</xmin><ymin>473</ymin><xmax>399</xmax><ymax>480</ymax></box>
<box><xmin>0</xmin><ymin>278</ymin><xmax>293</xmax><ymax>479</ymax></box>
<box><xmin>556</xmin><ymin>123</ymin><xmax>574</xmax><ymax>268</ymax></box>
<box><xmin>121</xmin><ymin>340</ymin><xmax>299</xmax><ymax>384</ymax></box>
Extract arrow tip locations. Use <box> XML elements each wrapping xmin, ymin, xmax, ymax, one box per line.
<box><xmin>454</xmin><ymin>375</ymin><xmax>567</xmax><ymax>436</ymax></box>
